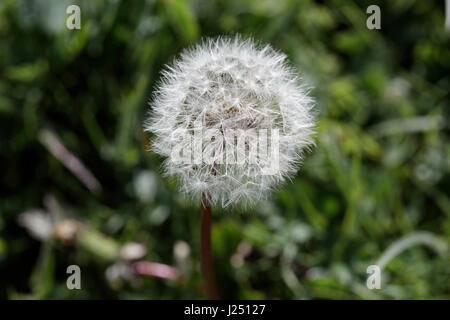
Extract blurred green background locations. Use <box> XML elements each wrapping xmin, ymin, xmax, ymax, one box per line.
<box><xmin>1</xmin><ymin>0</ymin><xmax>449</xmax><ymax>299</ymax></box>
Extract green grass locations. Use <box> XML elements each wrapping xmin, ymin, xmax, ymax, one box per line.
<box><xmin>0</xmin><ymin>0</ymin><xmax>449</xmax><ymax>299</ymax></box>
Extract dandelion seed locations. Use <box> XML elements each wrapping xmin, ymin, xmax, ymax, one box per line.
<box><xmin>145</xmin><ymin>36</ymin><xmax>316</xmax><ymax>208</ymax></box>
<box><xmin>144</xmin><ymin>35</ymin><xmax>316</xmax><ymax>299</ymax></box>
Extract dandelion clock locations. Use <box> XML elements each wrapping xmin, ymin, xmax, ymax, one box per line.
<box><xmin>144</xmin><ymin>36</ymin><xmax>316</xmax><ymax>299</ymax></box>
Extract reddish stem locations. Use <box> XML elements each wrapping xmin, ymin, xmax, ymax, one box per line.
<box><xmin>201</xmin><ymin>196</ymin><xmax>218</xmax><ymax>299</ymax></box>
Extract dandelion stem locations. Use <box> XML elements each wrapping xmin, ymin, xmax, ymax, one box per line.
<box><xmin>200</xmin><ymin>196</ymin><xmax>218</xmax><ymax>299</ymax></box>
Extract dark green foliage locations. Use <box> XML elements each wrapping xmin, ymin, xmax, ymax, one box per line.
<box><xmin>0</xmin><ymin>0</ymin><xmax>449</xmax><ymax>299</ymax></box>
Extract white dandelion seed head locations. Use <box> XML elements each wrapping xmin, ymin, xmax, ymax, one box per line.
<box><xmin>145</xmin><ymin>36</ymin><xmax>316</xmax><ymax>208</ymax></box>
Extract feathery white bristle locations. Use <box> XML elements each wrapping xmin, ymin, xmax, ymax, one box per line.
<box><xmin>145</xmin><ymin>36</ymin><xmax>316</xmax><ymax>207</ymax></box>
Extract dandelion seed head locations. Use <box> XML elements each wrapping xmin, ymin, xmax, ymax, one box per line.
<box><xmin>145</xmin><ymin>36</ymin><xmax>316</xmax><ymax>207</ymax></box>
